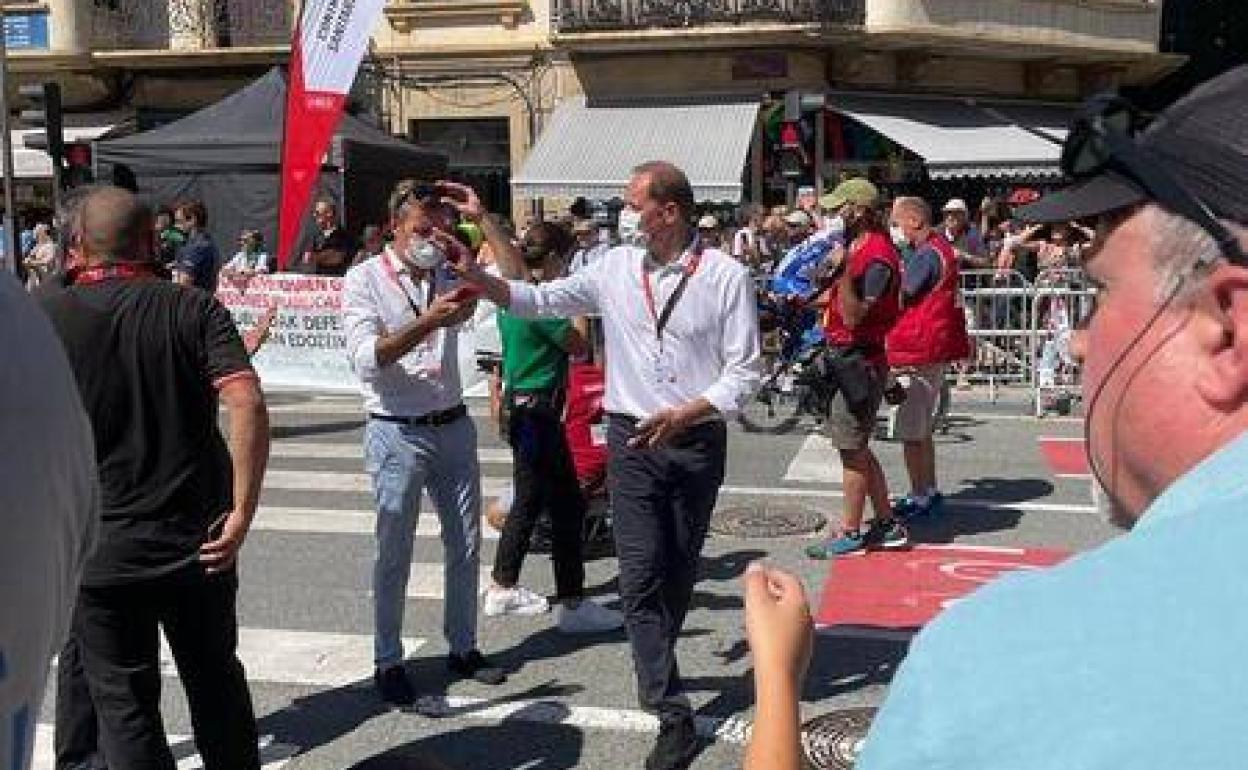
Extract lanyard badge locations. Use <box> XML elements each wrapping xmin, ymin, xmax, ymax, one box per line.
<box><xmin>641</xmin><ymin>242</ymin><xmax>703</xmax><ymax>385</ymax></box>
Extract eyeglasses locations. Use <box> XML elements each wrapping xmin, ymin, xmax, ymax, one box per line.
<box><xmin>1063</xmin><ymin>94</ymin><xmax>1246</xmax><ymax>266</ymax></box>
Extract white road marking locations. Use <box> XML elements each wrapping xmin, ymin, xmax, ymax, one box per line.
<box><xmin>782</xmin><ymin>433</ymin><xmax>843</xmax><ymax>483</ymax></box>
<box><xmin>413</xmin><ymin>694</ymin><xmax>752</xmax><ymax>744</ymax></box>
<box><xmin>266</xmin><ymin>400</ymin><xmax>491</xmax><ymax>417</ymax></box>
<box><xmin>260</xmin><ymin>470</ymin><xmax>1094</xmax><ymax>515</ymax></box>
<box><xmin>31</xmin><ymin>727</ymin><xmax>296</xmax><ymax>770</ymax></box>
<box><xmin>253</xmin><ymin>506</ymin><xmax>501</xmax><ymax>539</ymax></box>
<box><xmin>269</xmin><ymin>442</ymin><xmax>513</xmax><ymax>465</ymax></box>
<box><xmin>406</xmin><ymin>563</ymin><xmax>494</xmax><ymax>599</ymax></box>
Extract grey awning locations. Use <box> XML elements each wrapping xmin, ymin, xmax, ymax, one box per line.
<box><xmin>512</xmin><ymin>96</ymin><xmax>759</xmax><ymax>201</ymax></box>
<box><xmin>977</xmin><ymin>102</ymin><xmax>1076</xmax><ymax>144</ymax></box>
<box><xmin>829</xmin><ymin>94</ymin><xmax>1067</xmax><ymax>180</ymax></box>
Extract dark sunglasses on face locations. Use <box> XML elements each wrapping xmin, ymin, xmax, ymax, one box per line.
<box><xmin>1063</xmin><ymin>94</ymin><xmax>1246</xmax><ymax>267</ymax></box>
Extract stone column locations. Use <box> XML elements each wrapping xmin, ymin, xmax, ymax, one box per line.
<box><xmin>46</xmin><ymin>0</ymin><xmax>87</xmax><ymax>53</ymax></box>
<box><xmin>169</xmin><ymin>0</ymin><xmax>218</xmax><ymax>50</ymax></box>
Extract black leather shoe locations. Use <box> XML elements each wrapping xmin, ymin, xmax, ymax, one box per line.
<box><xmin>447</xmin><ymin>649</ymin><xmax>507</xmax><ymax>685</ymax></box>
<box><xmin>374</xmin><ymin>665</ymin><xmax>416</xmax><ymax>706</ymax></box>
<box><xmin>645</xmin><ymin>714</ymin><xmax>700</xmax><ymax>770</ymax></box>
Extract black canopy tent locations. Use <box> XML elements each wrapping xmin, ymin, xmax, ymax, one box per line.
<box><xmin>96</xmin><ymin>67</ymin><xmax>446</xmax><ymax>267</ymax></box>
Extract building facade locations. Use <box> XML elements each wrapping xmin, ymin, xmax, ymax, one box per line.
<box><xmin>373</xmin><ymin>0</ymin><xmax>1178</xmax><ymax>215</ymax></box>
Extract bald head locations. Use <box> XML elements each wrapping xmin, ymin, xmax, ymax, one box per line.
<box><xmin>891</xmin><ymin>196</ymin><xmax>932</xmax><ymax>227</ymax></box>
<box><xmin>79</xmin><ymin>186</ymin><xmax>154</xmax><ymax>265</ymax></box>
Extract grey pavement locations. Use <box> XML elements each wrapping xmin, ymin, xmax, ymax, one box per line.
<box><xmin>37</xmin><ymin>388</ymin><xmax>1115</xmax><ymax>770</ymax></box>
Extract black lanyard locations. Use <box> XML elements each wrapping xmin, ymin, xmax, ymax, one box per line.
<box><xmin>384</xmin><ymin>252</ymin><xmax>436</xmax><ymax>317</ymax></box>
<box><xmin>642</xmin><ymin>246</ymin><xmax>703</xmax><ymax>347</ymax></box>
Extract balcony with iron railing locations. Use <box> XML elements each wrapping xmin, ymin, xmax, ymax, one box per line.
<box><xmin>553</xmin><ymin>0</ymin><xmax>866</xmax><ymax>33</ymax></box>
<box><xmin>88</xmin><ymin>0</ymin><xmax>293</xmax><ymax>52</ymax></box>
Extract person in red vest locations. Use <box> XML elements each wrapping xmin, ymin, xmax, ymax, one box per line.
<box><xmin>806</xmin><ymin>178</ymin><xmax>907</xmax><ymax>559</ymax></box>
<box><xmin>885</xmin><ymin>197</ymin><xmax>972</xmax><ymax>520</ymax></box>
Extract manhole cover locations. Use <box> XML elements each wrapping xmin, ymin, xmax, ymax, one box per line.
<box><xmin>801</xmin><ymin>707</ymin><xmax>878</xmax><ymax>770</ymax></box>
<box><xmin>710</xmin><ymin>503</ymin><xmax>824</xmax><ymax>538</ymax></box>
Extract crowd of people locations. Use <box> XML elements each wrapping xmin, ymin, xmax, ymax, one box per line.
<box><xmin>6</xmin><ymin>65</ymin><xmax>1248</xmax><ymax>770</ymax></box>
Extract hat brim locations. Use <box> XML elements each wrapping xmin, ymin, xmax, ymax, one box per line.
<box><xmin>1016</xmin><ymin>172</ymin><xmax>1146</xmax><ymax>223</ymax></box>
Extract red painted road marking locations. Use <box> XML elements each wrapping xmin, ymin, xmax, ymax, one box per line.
<box><xmin>1038</xmin><ymin>436</ymin><xmax>1090</xmax><ymax>478</ymax></box>
<box><xmin>815</xmin><ymin>545</ymin><xmax>1069</xmax><ymax>630</ymax></box>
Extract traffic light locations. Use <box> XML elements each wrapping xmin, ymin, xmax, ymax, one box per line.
<box><xmin>19</xmin><ymin>82</ymin><xmax>65</xmax><ymax>187</ymax></box>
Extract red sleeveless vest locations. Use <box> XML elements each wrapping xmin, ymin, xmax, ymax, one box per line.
<box><xmin>822</xmin><ymin>231</ymin><xmax>902</xmax><ymax>360</ymax></box>
<box><xmin>886</xmin><ymin>231</ymin><xmax>972</xmax><ymax>366</ymax></box>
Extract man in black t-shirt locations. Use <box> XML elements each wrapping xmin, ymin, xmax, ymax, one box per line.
<box><xmin>39</xmin><ymin>186</ymin><xmax>270</xmax><ymax>770</ymax></box>
<box><xmin>300</xmin><ymin>198</ymin><xmax>354</xmax><ymax>276</ymax></box>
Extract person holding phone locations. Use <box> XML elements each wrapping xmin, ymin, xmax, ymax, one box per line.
<box><xmin>342</xmin><ymin>180</ymin><xmax>506</xmax><ymax>707</ymax></box>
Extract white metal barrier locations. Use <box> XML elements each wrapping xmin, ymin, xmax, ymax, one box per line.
<box><xmin>958</xmin><ymin>269</ymin><xmax>1036</xmax><ymax>400</ymax></box>
<box><xmin>1031</xmin><ymin>269</ymin><xmax>1097</xmax><ymax>417</ymax></box>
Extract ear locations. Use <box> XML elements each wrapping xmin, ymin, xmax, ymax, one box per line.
<box><xmin>1193</xmin><ymin>264</ymin><xmax>1248</xmax><ymax>409</ymax></box>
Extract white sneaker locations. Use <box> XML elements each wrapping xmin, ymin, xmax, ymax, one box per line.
<box><xmin>557</xmin><ymin>599</ymin><xmax>624</xmax><ymax>634</ymax></box>
<box><xmin>483</xmin><ymin>585</ymin><xmax>550</xmax><ymax>617</ymax></box>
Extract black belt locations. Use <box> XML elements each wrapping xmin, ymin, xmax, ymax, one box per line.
<box><xmin>370</xmin><ymin>403</ymin><xmax>467</xmax><ymax>427</ymax></box>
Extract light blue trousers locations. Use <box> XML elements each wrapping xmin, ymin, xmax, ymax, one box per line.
<box><xmin>364</xmin><ymin>415</ymin><xmax>482</xmax><ymax>669</ymax></box>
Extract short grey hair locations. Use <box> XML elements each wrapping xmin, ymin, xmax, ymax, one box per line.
<box><xmin>1144</xmin><ymin>205</ymin><xmax>1224</xmax><ymax>304</ymax></box>
<box><xmin>892</xmin><ymin>196</ymin><xmax>932</xmax><ymax>226</ymax></box>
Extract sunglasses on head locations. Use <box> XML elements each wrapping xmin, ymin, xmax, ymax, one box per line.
<box><xmin>1063</xmin><ymin>94</ymin><xmax>1246</xmax><ymax>266</ymax></box>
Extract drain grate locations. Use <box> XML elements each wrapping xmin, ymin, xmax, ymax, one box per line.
<box><xmin>801</xmin><ymin>707</ymin><xmax>878</xmax><ymax>770</ymax></box>
<box><xmin>710</xmin><ymin>503</ymin><xmax>824</xmax><ymax>539</ymax></box>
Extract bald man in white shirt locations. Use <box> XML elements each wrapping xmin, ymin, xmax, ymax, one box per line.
<box><xmin>440</xmin><ymin>162</ymin><xmax>761</xmax><ymax>770</ymax></box>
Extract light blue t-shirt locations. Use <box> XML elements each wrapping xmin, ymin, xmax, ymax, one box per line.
<box><xmin>858</xmin><ymin>430</ymin><xmax>1248</xmax><ymax>770</ymax></box>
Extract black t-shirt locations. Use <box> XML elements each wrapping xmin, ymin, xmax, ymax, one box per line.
<box><xmin>306</xmin><ymin>228</ymin><xmax>354</xmax><ymax>276</ymax></box>
<box><xmin>39</xmin><ymin>278</ymin><xmax>253</xmax><ymax>586</ymax></box>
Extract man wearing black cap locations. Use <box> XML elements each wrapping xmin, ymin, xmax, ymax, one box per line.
<box><xmin>853</xmin><ymin>66</ymin><xmax>1248</xmax><ymax>768</ymax></box>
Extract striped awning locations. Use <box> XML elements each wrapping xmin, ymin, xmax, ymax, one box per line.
<box><xmin>829</xmin><ymin>93</ymin><xmax>1070</xmax><ymax>180</ymax></box>
<box><xmin>512</xmin><ymin>96</ymin><xmax>759</xmax><ymax>202</ymax></box>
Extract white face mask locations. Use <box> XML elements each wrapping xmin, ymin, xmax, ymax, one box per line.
<box><xmin>890</xmin><ymin>225</ymin><xmax>909</xmax><ymax>248</ymax></box>
<box><xmin>617</xmin><ymin>208</ymin><xmax>646</xmax><ymax>246</ymax></box>
<box><xmin>406</xmin><ymin>237</ymin><xmax>445</xmax><ymax>270</ymax></box>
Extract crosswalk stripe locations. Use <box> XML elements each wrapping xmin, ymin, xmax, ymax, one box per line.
<box><xmin>31</xmin><ymin>727</ymin><xmax>295</xmax><ymax>770</ymax></box>
<box><xmin>253</xmin><ymin>505</ymin><xmax>500</xmax><ymax>540</ymax></box>
<box><xmin>262</xmin><ymin>470</ymin><xmax>1095</xmax><ymax>514</ymax></box>
<box><xmin>263</xmin><ymin>469</ymin><xmax>510</xmax><ymax>498</ymax></box>
<box><xmin>266</xmin><ymin>400</ymin><xmax>492</xmax><ymax>417</ymax></box>
<box><xmin>269</xmin><ymin>442</ymin><xmax>513</xmax><ymax>465</ymax></box>
<box><xmin>160</xmin><ymin>627</ymin><xmax>425</xmax><ymax>688</ymax></box>
<box><xmin>783</xmin><ymin>433</ymin><xmax>843</xmax><ymax>483</ymax></box>
<box><xmin>406</xmin><ymin>563</ymin><xmax>494</xmax><ymax>599</ymax></box>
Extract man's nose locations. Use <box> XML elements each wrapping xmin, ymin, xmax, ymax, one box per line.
<box><xmin>1070</xmin><ymin>329</ymin><xmax>1087</xmax><ymax>364</ymax></box>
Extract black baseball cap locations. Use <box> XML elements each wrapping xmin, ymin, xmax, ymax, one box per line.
<box><xmin>1019</xmin><ymin>65</ymin><xmax>1248</xmax><ymax>225</ymax></box>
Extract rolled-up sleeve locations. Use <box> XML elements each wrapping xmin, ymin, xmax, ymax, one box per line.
<box><xmin>701</xmin><ymin>268</ymin><xmax>762</xmax><ymax>417</ymax></box>
<box><xmin>508</xmin><ymin>263</ymin><xmax>601</xmax><ymax>319</ymax></box>
<box><xmin>342</xmin><ymin>269</ymin><xmax>383</xmax><ymax>381</ymax></box>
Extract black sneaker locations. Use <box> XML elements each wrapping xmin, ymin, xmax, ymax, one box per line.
<box><xmin>374</xmin><ymin>665</ymin><xmax>416</xmax><ymax>707</ymax></box>
<box><xmin>447</xmin><ymin>649</ymin><xmax>507</xmax><ymax>685</ymax></box>
<box><xmin>645</xmin><ymin>714</ymin><xmax>700</xmax><ymax>770</ymax></box>
<box><xmin>863</xmin><ymin>516</ymin><xmax>910</xmax><ymax>550</ymax></box>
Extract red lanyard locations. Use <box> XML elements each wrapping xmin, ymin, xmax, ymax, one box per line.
<box><xmin>642</xmin><ymin>244</ymin><xmax>703</xmax><ymax>346</ymax></box>
<box><xmin>381</xmin><ymin>249</ymin><xmax>435</xmax><ymax>317</ymax></box>
<box><xmin>71</xmin><ymin>262</ymin><xmax>157</xmax><ymax>285</ymax></box>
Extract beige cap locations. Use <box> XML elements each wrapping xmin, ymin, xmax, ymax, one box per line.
<box><xmin>942</xmin><ymin>198</ymin><xmax>970</xmax><ymax>213</ymax></box>
<box><xmin>697</xmin><ymin>214</ymin><xmax>719</xmax><ymax>229</ymax></box>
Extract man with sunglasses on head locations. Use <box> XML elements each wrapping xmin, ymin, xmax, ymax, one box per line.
<box><xmin>342</xmin><ymin>181</ymin><xmax>506</xmax><ymax>707</ymax></box>
<box><xmin>854</xmin><ymin>66</ymin><xmax>1248</xmax><ymax>769</ymax></box>
<box><xmin>442</xmin><ymin>161</ymin><xmax>761</xmax><ymax>770</ymax></box>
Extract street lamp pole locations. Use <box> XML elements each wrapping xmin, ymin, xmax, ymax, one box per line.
<box><xmin>0</xmin><ymin>21</ymin><xmax>18</xmax><ymax>275</ymax></box>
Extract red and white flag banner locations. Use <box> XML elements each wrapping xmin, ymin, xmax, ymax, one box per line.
<box><xmin>277</xmin><ymin>0</ymin><xmax>387</xmax><ymax>270</ymax></box>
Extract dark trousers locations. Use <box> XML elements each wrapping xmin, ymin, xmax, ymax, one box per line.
<box><xmin>61</xmin><ymin>568</ymin><xmax>259</xmax><ymax>770</ymax></box>
<box><xmin>494</xmin><ymin>401</ymin><xmax>587</xmax><ymax>600</ymax></box>
<box><xmin>55</xmin><ymin>637</ymin><xmax>103</xmax><ymax>770</ymax></box>
<box><xmin>608</xmin><ymin>415</ymin><xmax>727</xmax><ymax>719</ymax></box>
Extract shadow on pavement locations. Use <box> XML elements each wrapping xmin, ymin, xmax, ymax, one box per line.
<box><xmin>346</xmin><ymin>704</ymin><xmax>584</xmax><ymax>770</ymax></box>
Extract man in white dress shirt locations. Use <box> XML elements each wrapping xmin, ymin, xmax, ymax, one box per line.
<box><xmin>443</xmin><ymin>161</ymin><xmax>761</xmax><ymax>770</ymax></box>
<box><xmin>342</xmin><ymin>182</ymin><xmax>506</xmax><ymax>708</ymax></box>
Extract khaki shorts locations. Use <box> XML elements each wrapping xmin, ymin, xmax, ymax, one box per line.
<box><xmin>888</xmin><ymin>363</ymin><xmax>948</xmax><ymax>442</ymax></box>
<box><xmin>822</xmin><ymin>359</ymin><xmax>887</xmax><ymax>450</ymax></box>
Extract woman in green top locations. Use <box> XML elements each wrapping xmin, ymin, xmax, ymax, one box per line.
<box><xmin>483</xmin><ymin>220</ymin><xmax>624</xmax><ymax>634</ymax></box>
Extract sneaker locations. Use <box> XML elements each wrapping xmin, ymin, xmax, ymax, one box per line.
<box><xmin>893</xmin><ymin>492</ymin><xmax>945</xmax><ymax>521</ymax></box>
<box><xmin>374</xmin><ymin>665</ymin><xmax>416</xmax><ymax>706</ymax></box>
<box><xmin>447</xmin><ymin>649</ymin><xmax>507</xmax><ymax>686</ymax></box>
<box><xmin>863</xmin><ymin>516</ymin><xmax>910</xmax><ymax>550</ymax></box>
<box><xmin>483</xmin><ymin>584</ymin><xmax>550</xmax><ymax>617</ymax></box>
<box><xmin>557</xmin><ymin>599</ymin><xmax>624</xmax><ymax>634</ymax></box>
<box><xmin>645</xmin><ymin>714</ymin><xmax>700</xmax><ymax>770</ymax></box>
<box><xmin>805</xmin><ymin>530</ymin><xmax>867</xmax><ymax>559</ymax></box>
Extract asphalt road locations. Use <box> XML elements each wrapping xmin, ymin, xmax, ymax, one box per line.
<box><xmin>36</xmin><ymin>388</ymin><xmax>1116</xmax><ymax>770</ymax></box>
